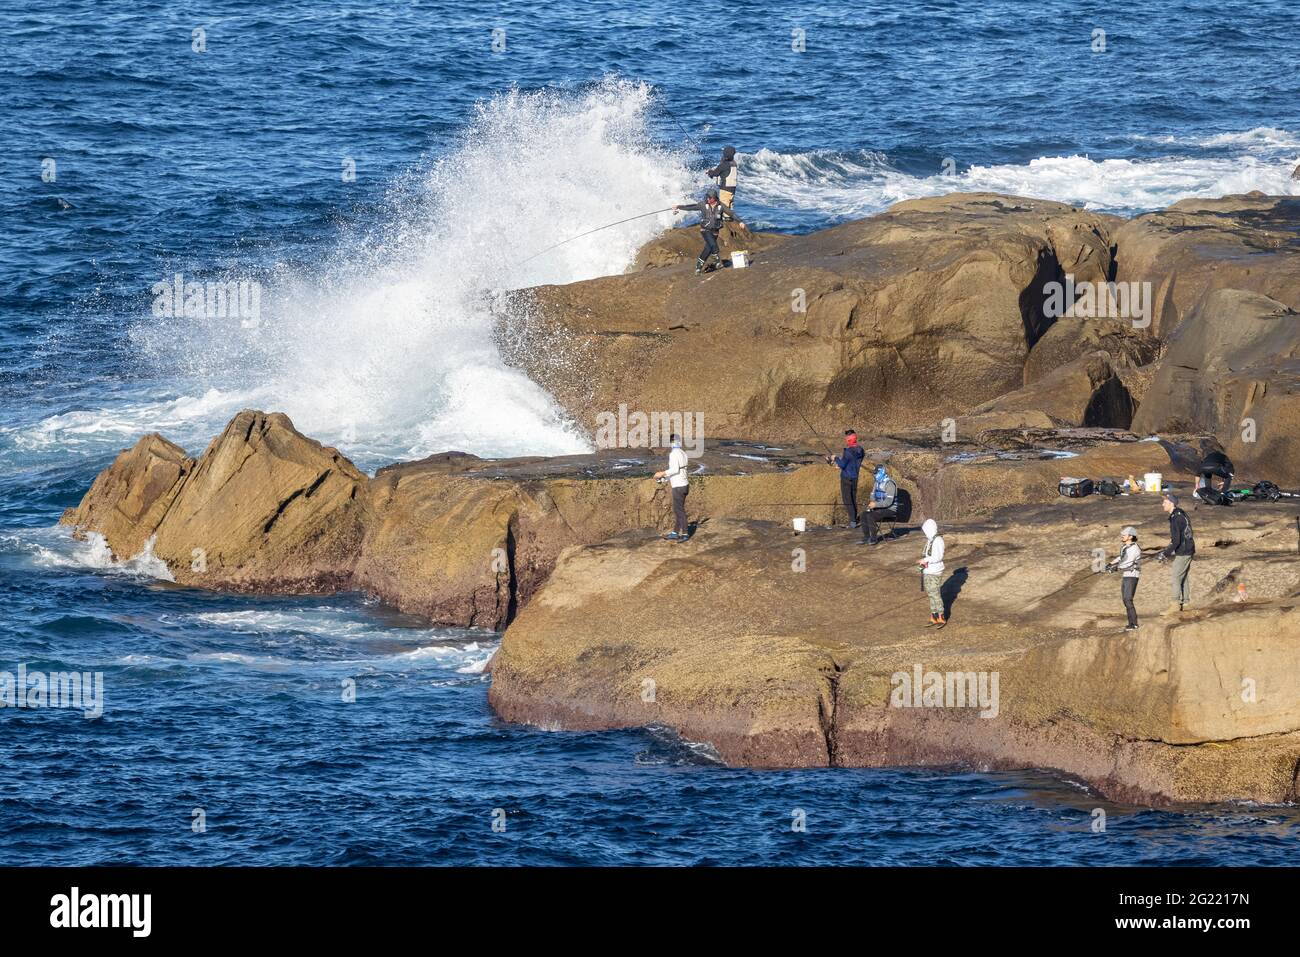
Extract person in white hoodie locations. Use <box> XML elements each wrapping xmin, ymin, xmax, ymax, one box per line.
<box><xmin>917</xmin><ymin>518</ymin><xmax>946</xmax><ymax>627</ymax></box>
<box><xmin>653</xmin><ymin>433</ymin><xmax>692</xmax><ymax>542</ymax></box>
<box><xmin>1106</xmin><ymin>525</ymin><xmax>1142</xmax><ymax>630</ymax></box>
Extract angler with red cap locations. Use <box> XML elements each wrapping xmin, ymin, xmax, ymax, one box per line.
<box><xmin>827</xmin><ymin>429</ymin><xmax>865</xmax><ymax>529</ymax></box>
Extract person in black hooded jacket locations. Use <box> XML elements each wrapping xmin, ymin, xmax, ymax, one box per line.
<box><xmin>1194</xmin><ymin>449</ymin><xmax>1234</xmax><ymax>504</ymax></box>
<box><xmin>1158</xmin><ymin>492</ymin><xmax>1195</xmax><ymax>614</ymax></box>
<box><xmin>707</xmin><ymin>146</ymin><xmax>739</xmax><ymax>218</ymax></box>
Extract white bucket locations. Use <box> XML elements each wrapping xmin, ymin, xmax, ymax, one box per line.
<box><xmin>731</xmin><ymin>250</ymin><xmax>748</xmax><ymax>268</ymax></box>
<box><xmin>792</xmin><ymin>516</ymin><xmax>807</xmax><ymax>533</ymax></box>
<box><xmin>1144</xmin><ymin>471</ymin><xmax>1163</xmax><ymax>493</ymax></box>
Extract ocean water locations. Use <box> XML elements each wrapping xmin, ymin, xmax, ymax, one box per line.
<box><xmin>1</xmin><ymin>0</ymin><xmax>1298</xmax><ymax>865</ymax></box>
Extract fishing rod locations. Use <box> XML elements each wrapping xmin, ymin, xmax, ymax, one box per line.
<box><xmin>790</xmin><ymin>399</ymin><xmax>836</xmax><ymax>460</ymax></box>
<box><xmin>518</xmin><ymin>207</ymin><xmax>679</xmax><ymax>265</ymax></box>
<box><xmin>657</xmin><ymin>99</ymin><xmax>705</xmax><ymax>155</ymax></box>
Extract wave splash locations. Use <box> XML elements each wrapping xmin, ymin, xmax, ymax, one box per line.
<box><xmin>124</xmin><ymin>78</ymin><xmax>693</xmax><ymax>464</ymax></box>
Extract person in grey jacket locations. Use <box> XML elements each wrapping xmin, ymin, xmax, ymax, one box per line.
<box><xmin>674</xmin><ymin>189</ymin><xmax>744</xmax><ymax>274</ymax></box>
<box><xmin>1106</xmin><ymin>525</ymin><xmax>1142</xmax><ymax>630</ymax></box>
<box><xmin>861</xmin><ymin>464</ymin><xmax>898</xmax><ymax>545</ymax></box>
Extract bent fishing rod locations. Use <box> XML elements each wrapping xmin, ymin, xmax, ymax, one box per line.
<box><xmin>790</xmin><ymin>399</ymin><xmax>836</xmax><ymax>460</ymax></box>
<box><xmin>518</xmin><ymin>206</ymin><xmax>680</xmax><ymax>265</ymax></box>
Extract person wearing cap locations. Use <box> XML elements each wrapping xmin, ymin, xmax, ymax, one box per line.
<box><xmin>1158</xmin><ymin>492</ymin><xmax>1195</xmax><ymax>614</ymax></box>
<box><xmin>707</xmin><ymin>146</ymin><xmax>740</xmax><ymax>218</ymax></box>
<box><xmin>1106</xmin><ymin>526</ymin><xmax>1142</xmax><ymax>630</ymax></box>
<box><xmin>653</xmin><ymin>433</ymin><xmax>692</xmax><ymax>542</ymax></box>
<box><xmin>827</xmin><ymin>429</ymin><xmax>865</xmax><ymax>528</ymax></box>
<box><xmin>674</xmin><ymin>188</ymin><xmax>744</xmax><ymax>275</ymax></box>
<box><xmin>861</xmin><ymin>464</ymin><xmax>898</xmax><ymax>545</ymax></box>
<box><xmin>917</xmin><ymin>518</ymin><xmax>946</xmax><ymax>627</ymax></box>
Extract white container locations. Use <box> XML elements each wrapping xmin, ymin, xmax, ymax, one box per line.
<box><xmin>1144</xmin><ymin>471</ymin><xmax>1163</xmax><ymax>493</ymax></box>
<box><xmin>792</xmin><ymin>516</ymin><xmax>807</xmax><ymax>533</ymax></box>
<box><xmin>731</xmin><ymin>250</ymin><xmax>749</xmax><ymax>268</ymax></box>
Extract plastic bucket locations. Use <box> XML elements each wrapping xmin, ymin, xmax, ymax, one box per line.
<box><xmin>1144</xmin><ymin>472</ymin><xmax>1163</xmax><ymax>493</ymax></box>
<box><xmin>792</xmin><ymin>516</ymin><xmax>806</xmax><ymax>533</ymax></box>
<box><xmin>731</xmin><ymin>250</ymin><xmax>748</xmax><ymax>268</ymax></box>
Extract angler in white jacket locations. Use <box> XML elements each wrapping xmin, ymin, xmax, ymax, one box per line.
<box><xmin>1106</xmin><ymin>525</ymin><xmax>1142</xmax><ymax>630</ymax></box>
<box><xmin>653</xmin><ymin>433</ymin><xmax>692</xmax><ymax>542</ymax></box>
<box><xmin>917</xmin><ymin>518</ymin><xmax>946</xmax><ymax>627</ymax></box>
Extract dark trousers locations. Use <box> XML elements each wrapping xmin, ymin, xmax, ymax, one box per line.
<box><xmin>698</xmin><ymin>230</ymin><xmax>719</xmax><ymax>265</ymax></box>
<box><xmin>862</xmin><ymin>506</ymin><xmax>897</xmax><ymax>542</ymax></box>
<box><xmin>672</xmin><ymin>484</ymin><xmax>689</xmax><ymax>537</ymax></box>
<box><xmin>840</xmin><ymin>476</ymin><xmax>859</xmax><ymax>525</ymax></box>
<box><xmin>1122</xmin><ymin>576</ymin><xmax>1139</xmax><ymax>627</ymax></box>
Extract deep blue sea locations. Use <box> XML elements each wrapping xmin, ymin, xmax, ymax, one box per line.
<box><xmin>2</xmin><ymin>0</ymin><xmax>1299</xmax><ymax>865</ymax></box>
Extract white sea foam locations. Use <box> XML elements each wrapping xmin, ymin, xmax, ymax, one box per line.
<box><xmin>184</xmin><ymin>608</ymin><xmax>496</xmax><ymax>672</ymax></box>
<box><xmin>113</xmin><ymin>78</ymin><xmax>694</xmax><ymax>465</ymax></box>
<box><xmin>12</xmin><ymin>528</ymin><xmax>175</xmax><ymax>582</ymax></box>
<box><xmin>740</xmin><ymin>128</ymin><xmax>1300</xmax><ymax>219</ymax></box>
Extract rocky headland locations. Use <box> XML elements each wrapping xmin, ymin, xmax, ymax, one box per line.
<box><xmin>61</xmin><ymin>192</ymin><xmax>1300</xmax><ymax>805</ymax></box>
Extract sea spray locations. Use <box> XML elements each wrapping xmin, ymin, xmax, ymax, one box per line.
<box><xmin>128</xmin><ymin>78</ymin><xmax>694</xmax><ymax>464</ymax></box>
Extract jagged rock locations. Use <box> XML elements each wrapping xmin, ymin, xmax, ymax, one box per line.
<box><xmin>1132</xmin><ymin>288</ymin><xmax>1300</xmax><ymax>480</ymax></box>
<box><xmin>1023</xmin><ymin>317</ymin><xmax>1159</xmax><ymax>385</ymax></box>
<box><xmin>141</xmin><ymin>412</ymin><xmax>367</xmax><ymax>591</ymax></box>
<box><xmin>971</xmin><ymin>351</ymin><xmax>1136</xmax><ymax>429</ymax></box>
<box><xmin>501</xmin><ymin>193</ymin><xmax>1121</xmax><ymax>443</ymax></box>
<box><xmin>60</xmin><ymin>413</ymin><xmax>855</xmax><ymax>626</ymax></box>
<box><xmin>1112</xmin><ymin>193</ymin><xmax>1300</xmax><ymax>338</ymax></box>
<box><xmin>61</xmin><ymin>433</ymin><xmax>192</xmax><ymax>560</ymax></box>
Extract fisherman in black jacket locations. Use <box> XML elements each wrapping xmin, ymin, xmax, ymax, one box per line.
<box><xmin>1158</xmin><ymin>492</ymin><xmax>1195</xmax><ymax>615</ymax></box>
<box><xmin>674</xmin><ymin>189</ymin><xmax>743</xmax><ymax>274</ymax></box>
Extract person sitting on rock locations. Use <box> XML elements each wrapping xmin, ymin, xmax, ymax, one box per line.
<box><xmin>917</xmin><ymin>518</ymin><xmax>946</xmax><ymax>627</ymax></box>
<box><xmin>653</xmin><ymin>433</ymin><xmax>692</xmax><ymax>542</ymax></box>
<box><xmin>707</xmin><ymin>146</ymin><xmax>740</xmax><ymax>218</ymax></box>
<box><xmin>861</xmin><ymin>464</ymin><xmax>898</xmax><ymax>545</ymax></box>
<box><xmin>1106</xmin><ymin>526</ymin><xmax>1142</xmax><ymax>630</ymax></box>
<box><xmin>826</xmin><ymin>429</ymin><xmax>865</xmax><ymax>528</ymax></box>
<box><xmin>1157</xmin><ymin>492</ymin><xmax>1195</xmax><ymax>615</ymax></box>
<box><xmin>674</xmin><ymin>189</ymin><xmax>743</xmax><ymax>274</ymax></box>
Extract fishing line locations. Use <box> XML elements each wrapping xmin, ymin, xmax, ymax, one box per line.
<box><xmin>790</xmin><ymin>399</ymin><xmax>836</xmax><ymax>459</ymax></box>
<box><xmin>518</xmin><ymin>207</ymin><xmax>680</xmax><ymax>265</ymax></box>
<box><xmin>658</xmin><ymin>100</ymin><xmax>705</xmax><ymax>155</ymax></box>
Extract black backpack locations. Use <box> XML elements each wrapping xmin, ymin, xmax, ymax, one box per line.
<box><xmin>1058</xmin><ymin>478</ymin><xmax>1094</xmax><ymax>498</ymax></box>
<box><xmin>1097</xmin><ymin>479</ymin><xmax>1121</xmax><ymax>496</ymax></box>
<box><xmin>1252</xmin><ymin>481</ymin><xmax>1282</xmax><ymax>501</ymax></box>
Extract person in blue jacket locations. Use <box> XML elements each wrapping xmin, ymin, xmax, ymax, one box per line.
<box><xmin>827</xmin><ymin>429</ymin><xmax>865</xmax><ymax>528</ymax></box>
<box><xmin>861</xmin><ymin>464</ymin><xmax>899</xmax><ymax>545</ymax></box>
